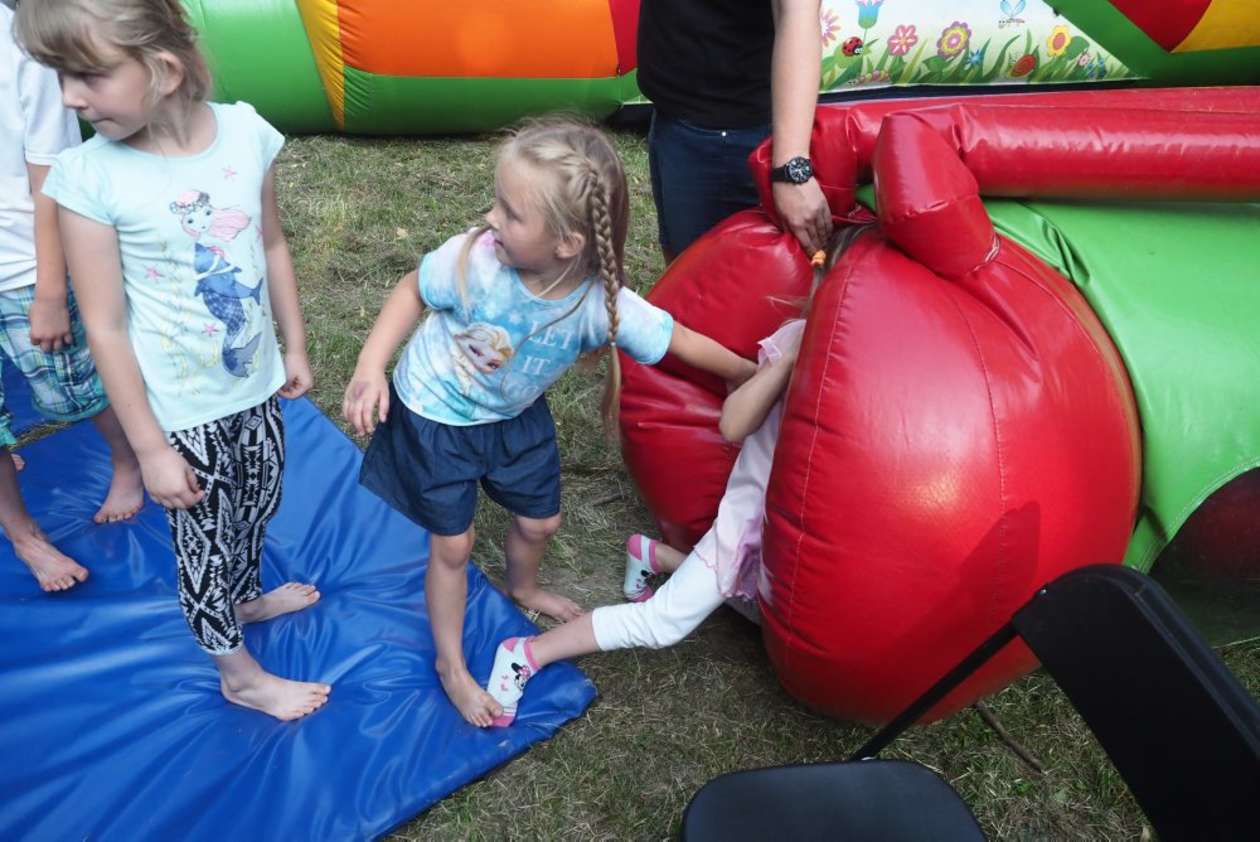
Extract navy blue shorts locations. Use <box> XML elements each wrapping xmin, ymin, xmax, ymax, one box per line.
<box><xmin>648</xmin><ymin>112</ymin><xmax>768</xmax><ymax>257</ymax></box>
<box><xmin>358</xmin><ymin>385</ymin><xmax>561</xmax><ymax>536</ymax></box>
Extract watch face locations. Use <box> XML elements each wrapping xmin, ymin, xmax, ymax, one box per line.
<box><xmin>786</xmin><ymin>157</ymin><xmax>812</xmax><ymax>183</ymax></box>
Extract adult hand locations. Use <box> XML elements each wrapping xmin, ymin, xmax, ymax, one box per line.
<box><xmin>773</xmin><ymin>178</ymin><xmax>833</xmax><ymax>255</ymax></box>
<box><xmin>29</xmin><ymin>295</ymin><xmax>74</xmax><ymax>353</ymax></box>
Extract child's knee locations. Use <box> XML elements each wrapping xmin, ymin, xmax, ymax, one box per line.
<box><xmin>637</xmin><ymin>608</ymin><xmax>689</xmax><ymax>649</ymax></box>
<box><xmin>515</xmin><ymin>513</ymin><xmax>561</xmax><ymax>544</ymax></box>
<box><xmin>430</xmin><ymin>530</ymin><xmax>475</xmax><ymax>567</ymax></box>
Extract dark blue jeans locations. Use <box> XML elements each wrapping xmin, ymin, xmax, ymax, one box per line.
<box><xmin>648</xmin><ymin>112</ymin><xmax>769</xmax><ymax>258</ymax></box>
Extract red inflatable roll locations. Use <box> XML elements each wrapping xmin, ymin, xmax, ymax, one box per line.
<box><xmin>761</xmin><ymin>228</ymin><xmax>1139</xmax><ymax>723</ymax></box>
<box><xmin>620</xmin><ymin>211</ymin><xmax>813</xmax><ymax>549</ymax></box>
<box><xmin>621</xmin><ymin>88</ymin><xmax>1260</xmax><ymax>724</ymax></box>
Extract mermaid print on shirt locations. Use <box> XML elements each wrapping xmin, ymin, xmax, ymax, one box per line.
<box><xmin>169</xmin><ymin>190</ymin><xmax>264</xmax><ymax>378</ymax></box>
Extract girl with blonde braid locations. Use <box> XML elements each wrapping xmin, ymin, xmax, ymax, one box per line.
<box><xmin>482</xmin><ymin>226</ymin><xmax>871</xmax><ymax>727</ymax></box>
<box><xmin>344</xmin><ymin>119</ymin><xmax>755</xmax><ymax>726</ymax></box>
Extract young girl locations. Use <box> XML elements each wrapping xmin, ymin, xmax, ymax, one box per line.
<box><xmin>482</xmin><ymin>227</ymin><xmax>868</xmax><ymax>726</ymax></box>
<box><xmin>21</xmin><ymin>0</ymin><xmax>330</xmax><ymax>720</ymax></box>
<box><xmin>343</xmin><ymin>119</ymin><xmax>756</xmax><ymax>727</ymax></box>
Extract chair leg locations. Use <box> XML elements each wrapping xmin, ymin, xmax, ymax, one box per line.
<box><xmin>849</xmin><ymin>622</ymin><xmax>1019</xmax><ymax>761</ymax></box>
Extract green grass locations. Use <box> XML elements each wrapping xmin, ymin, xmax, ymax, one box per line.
<box><xmin>275</xmin><ymin>130</ymin><xmax>1260</xmax><ymax>840</ymax></box>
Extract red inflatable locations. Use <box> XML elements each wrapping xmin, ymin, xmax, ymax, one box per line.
<box><xmin>1161</xmin><ymin>469</ymin><xmax>1260</xmax><ymax>583</ymax></box>
<box><xmin>620</xmin><ymin>88</ymin><xmax>1260</xmax><ymax>723</ymax></box>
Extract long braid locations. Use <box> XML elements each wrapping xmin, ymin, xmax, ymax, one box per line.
<box><xmin>494</xmin><ymin>118</ymin><xmax>629</xmax><ymax>435</ymax></box>
<box><xmin>589</xmin><ymin>178</ymin><xmax>623</xmax><ymax>432</ymax></box>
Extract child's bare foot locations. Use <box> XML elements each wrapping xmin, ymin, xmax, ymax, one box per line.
<box><xmin>236</xmin><ymin>582</ymin><xmax>321</xmax><ymax>624</ymax></box>
<box><xmin>13</xmin><ymin>525</ymin><xmax>88</xmax><ymax>592</ymax></box>
<box><xmin>93</xmin><ymin>459</ymin><xmax>144</xmax><ymax>523</ymax></box>
<box><xmin>512</xmin><ymin>585</ymin><xmax>582</xmax><ymax>622</ymax></box>
<box><xmin>437</xmin><ymin>660</ymin><xmax>502</xmax><ymax>727</ymax></box>
<box><xmin>220</xmin><ymin>670</ymin><xmax>331</xmax><ymax>721</ymax></box>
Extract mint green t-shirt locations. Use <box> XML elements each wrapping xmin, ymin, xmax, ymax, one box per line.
<box><xmin>43</xmin><ymin>101</ymin><xmax>285</xmax><ymax>432</ymax></box>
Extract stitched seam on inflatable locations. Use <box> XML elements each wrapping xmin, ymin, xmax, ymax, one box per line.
<box><xmin>996</xmin><ymin>240</ymin><xmax>1143</xmax><ymax>553</ymax></box>
<box><xmin>783</xmin><ymin>258</ymin><xmax>855</xmax><ymax>670</ymax></box>
<box><xmin>945</xmin><ymin>284</ymin><xmax>1009</xmax><ymax>623</ymax></box>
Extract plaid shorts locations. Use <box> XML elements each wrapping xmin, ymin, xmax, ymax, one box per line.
<box><xmin>0</xmin><ymin>284</ymin><xmax>108</xmax><ymax>447</ymax></box>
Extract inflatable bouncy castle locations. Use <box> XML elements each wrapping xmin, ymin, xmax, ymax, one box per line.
<box><xmin>182</xmin><ymin>1</ymin><xmax>1259</xmax><ymax>135</ymax></box>
<box><xmin>182</xmin><ymin>0</ymin><xmax>639</xmax><ymax>134</ymax></box>
<box><xmin>620</xmin><ymin>88</ymin><xmax>1260</xmax><ymax>724</ymax></box>
<box><xmin>170</xmin><ymin>1</ymin><xmax>1260</xmax><ymax>723</ymax></box>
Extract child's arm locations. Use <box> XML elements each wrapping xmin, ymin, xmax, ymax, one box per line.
<box><xmin>261</xmin><ymin>167</ymin><xmax>311</xmax><ymax>399</ymax></box>
<box><xmin>667</xmin><ymin>323</ymin><xmax>758</xmax><ymax>388</ymax></box>
<box><xmin>718</xmin><ymin>341</ymin><xmax>799</xmax><ymax>443</ymax></box>
<box><xmin>58</xmin><ymin>209</ymin><xmax>204</xmax><ymax>509</ymax></box>
<box><xmin>26</xmin><ymin>163</ymin><xmax>73</xmax><ymax>353</ymax></box>
<box><xmin>342</xmin><ymin>270</ymin><xmax>426</xmax><ymax>435</ymax></box>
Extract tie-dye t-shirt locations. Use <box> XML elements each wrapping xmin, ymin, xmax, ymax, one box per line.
<box><xmin>394</xmin><ymin>229</ymin><xmax>675</xmax><ymax>425</ymax></box>
<box><xmin>42</xmin><ymin>101</ymin><xmax>285</xmax><ymax>432</ymax></box>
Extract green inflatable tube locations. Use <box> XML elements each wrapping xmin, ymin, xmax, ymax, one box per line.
<box><xmin>183</xmin><ymin>0</ymin><xmax>334</xmax><ymax>134</ymax></box>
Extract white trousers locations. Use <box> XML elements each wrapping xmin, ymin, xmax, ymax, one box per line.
<box><xmin>591</xmin><ymin>550</ymin><xmax>726</xmax><ymax>651</ymax></box>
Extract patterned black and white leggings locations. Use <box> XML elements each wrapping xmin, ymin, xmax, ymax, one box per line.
<box><xmin>165</xmin><ymin>397</ymin><xmax>285</xmax><ymax>655</ymax></box>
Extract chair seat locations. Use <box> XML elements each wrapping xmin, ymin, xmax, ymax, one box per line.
<box><xmin>681</xmin><ymin>759</ymin><xmax>986</xmax><ymax>841</ymax></box>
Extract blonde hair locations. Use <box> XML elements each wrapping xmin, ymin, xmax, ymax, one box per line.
<box><xmin>819</xmin><ymin>223</ymin><xmax>875</xmax><ymax>281</ymax></box>
<box><xmin>15</xmin><ymin>0</ymin><xmax>212</xmax><ymax>142</ymax></box>
<box><xmin>772</xmin><ymin>223</ymin><xmax>877</xmax><ymax>319</ymax></box>
<box><xmin>457</xmin><ymin>117</ymin><xmax>631</xmax><ymax>432</ymax></box>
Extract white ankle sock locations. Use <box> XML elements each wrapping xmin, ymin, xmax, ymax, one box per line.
<box><xmin>623</xmin><ymin>534</ymin><xmax>661</xmax><ymax>602</ymax></box>
<box><xmin>486</xmin><ymin>636</ymin><xmax>538</xmax><ymax>727</ymax></box>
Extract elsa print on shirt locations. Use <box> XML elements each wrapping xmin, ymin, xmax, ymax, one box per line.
<box><xmin>452</xmin><ymin>323</ymin><xmax>515</xmax><ymax>396</ymax></box>
<box><xmin>169</xmin><ymin>190</ymin><xmax>263</xmax><ymax>377</ymax></box>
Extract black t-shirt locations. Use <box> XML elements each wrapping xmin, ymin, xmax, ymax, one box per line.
<box><xmin>637</xmin><ymin>0</ymin><xmax>775</xmax><ymax>129</ymax></box>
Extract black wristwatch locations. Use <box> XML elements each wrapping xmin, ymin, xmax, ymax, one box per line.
<box><xmin>770</xmin><ymin>156</ymin><xmax>814</xmax><ymax>185</ymax></box>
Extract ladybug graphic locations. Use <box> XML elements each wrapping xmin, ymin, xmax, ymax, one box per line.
<box><xmin>842</xmin><ymin>36</ymin><xmax>863</xmax><ymax>57</ymax></box>
<box><xmin>1010</xmin><ymin>53</ymin><xmax>1037</xmax><ymax>78</ymax></box>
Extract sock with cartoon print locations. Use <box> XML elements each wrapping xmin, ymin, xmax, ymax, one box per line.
<box><xmin>623</xmin><ymin>533</ymin><xmax>663</xmax><ymax>602</ymax></box>
<box><xmin>486</xmin><ymin>636</ymin><xmax>539</xmax><ymax>727</ymax></box>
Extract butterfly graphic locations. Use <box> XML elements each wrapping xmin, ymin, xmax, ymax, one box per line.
<box><xmin>999</xmin><ymin>0</ymin><xmax>1026</xmax><ymax>28</ymax></box>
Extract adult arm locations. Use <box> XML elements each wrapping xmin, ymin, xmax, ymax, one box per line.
<box><xmin>770</xmin><ymin>0</ymin><xmax>832</xmax><ymax>253</ymax></box>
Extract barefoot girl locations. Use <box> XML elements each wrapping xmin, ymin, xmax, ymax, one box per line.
<box><xmin>22</xmin><ymin>0</ymin><xmax>330</xmax><ymax>720</ymax></box>
<box><xmin>343</xmin><ymin>119</ymin><xmax>756</xmax><ymax>726</ymax></box>
<box><xmin>483</xmin><ymin>227</ymin><xmax>870</xmax><ymax>726</ymax></box>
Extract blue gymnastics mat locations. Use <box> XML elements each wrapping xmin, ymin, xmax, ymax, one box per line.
<box><xmin>0</xmin><ymin>397</ymin><xmax>596</xmax><ymax>840</ymax></box>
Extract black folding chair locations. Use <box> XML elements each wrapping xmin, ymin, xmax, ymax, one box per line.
<box><xmin>681</xmin><ymin>565</ymin><xmax>1260</xmax><ymax>841</ymax></box>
